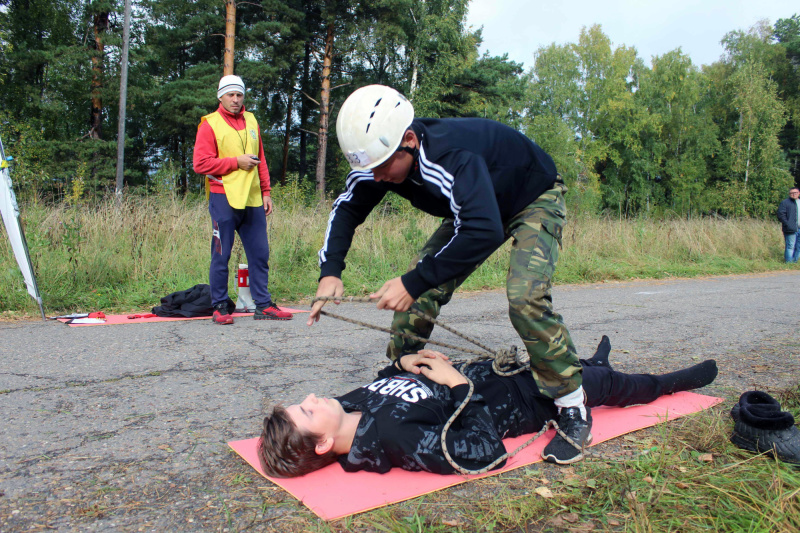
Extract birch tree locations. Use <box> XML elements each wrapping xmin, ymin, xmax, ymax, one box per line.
<box><xmin>725</xmin><ymin>60</ymin><xmax>790</xmax><ymax>216</ymax></box>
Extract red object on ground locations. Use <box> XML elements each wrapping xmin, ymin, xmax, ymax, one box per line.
<box><xmin>88</xmin><ymin>312</ymin><xmax>106</xmax><ymax>319</ymax></box>
<box><xmin>254</xmin><ymin>305</ymin><xmax>293</xmax><ymax>320</ymax></box>
<box><xmin>213</xmin><ymin>307</ymin><xmax>235</xmax><ymax>325</ymax></box>
<box><xmin>58</xmin><ymin>308</ymin><xmax>307</xmax><ymax>327</ymax></box>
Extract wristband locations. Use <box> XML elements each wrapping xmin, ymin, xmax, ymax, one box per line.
<box><xmin>394</xmin><ymin>358</ymin><xmax>404</xmax><ymax>371</ymax></box>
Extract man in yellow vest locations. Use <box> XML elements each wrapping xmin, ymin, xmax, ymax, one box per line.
<box><xmin>193</xmin><ymin>75</ymin><xmax>292</xmax><ymax>324</ymax></box>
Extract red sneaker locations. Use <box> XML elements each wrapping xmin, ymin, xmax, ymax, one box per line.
<box><xmin>254</xmin><ymin>304</ymin><xmax>293</xmax><ymax>320</ymax></box>
<box><xmin>212</xmin><ymin>303</ymin><xmax>234</xmax><ymax>325</ymax></box>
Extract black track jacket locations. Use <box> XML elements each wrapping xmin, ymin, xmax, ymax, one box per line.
<box><xmin>318</xmin><ymin>118</ymin><xmax>558</xmax><ymax>298</ymax></box>
<box><xmin>335</xmin><ymin>361</ymin><xmax>556</xmax><ymax>474</ymax></box>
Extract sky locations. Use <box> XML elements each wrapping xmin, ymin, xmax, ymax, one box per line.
<box><xmin>465</xmin><ymin>0</ymin><xmax>799</xmax><ymax>69</ymax></box>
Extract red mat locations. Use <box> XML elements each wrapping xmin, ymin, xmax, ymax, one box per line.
<box><xmin>229</xmin><ymin>391</ymin><xmax>722</xmax><ymax>521</ymax></box>
<box><xmin>58</xmin><ymin>307</ymin><xmax>307</xmax><ymax>326</ymax></box>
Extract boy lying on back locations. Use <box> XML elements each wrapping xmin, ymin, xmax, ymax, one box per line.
<box><xmin>258</xmin><ymin>338</ymin><xmax>717</xmax><ymax>477</ymax></box>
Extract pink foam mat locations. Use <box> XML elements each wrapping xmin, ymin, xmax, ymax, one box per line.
<box><xmin>229</xmin><ymin>391</ymin><xmax>722</xmax><ymax>521</ymax></box>
<box><xmin>58</xmin><ymin>307</ymin><xmax>307</xmax><ymax>327</ymax></box>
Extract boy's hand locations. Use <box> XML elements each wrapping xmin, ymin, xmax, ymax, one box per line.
<box><xmin>403</xmin><ymin>353</ymin><xmax>466</xmax><ymax>388</ymax></box>
<box><xmin>416</xmin><ymin>349</ymin><xmax>451</xmax><ymax>364</ymax></box>
<box><xmin>308</xmin><ymin>276</ymin><xmax>344</xmax><ymax>326</ymax></box>
<box><xmin>371</xmin><ymin>277</ymin><xmax>414</xmax><ymax>312</ymax></box>
<box><xmin>398</xmin><ymin>350</ymin><xmax>451</xmax><ymax>373</ymax></box>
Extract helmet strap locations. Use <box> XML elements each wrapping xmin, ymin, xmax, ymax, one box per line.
<box><xmin>397</xmin><ymin>145</ymin><xmax>418</xmax><ymax>158</ymax></box>
<box><xmin>397</xmin><ymin>145</ymin><xmax>419</xmax><ymax>177</ymax></box>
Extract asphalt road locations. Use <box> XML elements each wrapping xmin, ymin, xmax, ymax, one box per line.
<box><xmin>1</xmin><ymin>271</ymin><xmax>799</xmax><ymax>531</ymax></box>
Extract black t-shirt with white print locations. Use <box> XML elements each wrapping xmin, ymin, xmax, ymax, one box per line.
<box><xmin>335</xmin><ymin>361</ymin><xmax>556</xmax><ymax>474</ymax></box>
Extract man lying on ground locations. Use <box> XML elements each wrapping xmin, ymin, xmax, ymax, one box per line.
<box><xmin>257</xmin><ymin>337</ymin><xmax>717</xmax><ymax>477</ymax></box>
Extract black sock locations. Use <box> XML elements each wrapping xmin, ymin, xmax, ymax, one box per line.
<box><xmin>584</xmin><ymin>335</ymin><xmax>612</xmax><ymax>369</ymax></box>
<box><xmin>656</xmin><ymin>360</ymin><xmax>718</xmax><ymax>394</ymax></box>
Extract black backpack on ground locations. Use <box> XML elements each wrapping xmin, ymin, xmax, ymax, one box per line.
<box><xmin>152</xmin><ymin>284</ymin><xmax>234</xmax><ymax>318</ymax></box>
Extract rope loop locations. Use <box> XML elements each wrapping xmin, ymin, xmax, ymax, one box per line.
<box><xmin>309</xmin><ymin>295</ymin><xmax>606</xmax><ymax>474</ymax></box>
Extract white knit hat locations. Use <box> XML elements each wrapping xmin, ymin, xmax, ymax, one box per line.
<box><xmin>217</xmin><ymin>75</ymin><xmax>245</xmax><ymax>99</ymax></box>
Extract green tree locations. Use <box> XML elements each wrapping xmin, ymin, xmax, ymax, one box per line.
<box><xmin>525</xmin><ymin>26</ymin><xmax>647</xmax><ymax>215</ymax></box>
<box><xmin>723</xmin><ymin>60</ymin><xmax>791</xmax><ymax>216</ymax></box>
<box><xmin>0</xmin><ymin>8</ymin><xmax>10</xmax><ymax>86</ymax></box>
<box><xmin>572</xmin><ymin>25</ymin><xmax>646</xmax><ymax>215</ymax></box>
<box><xmin>637</xmin><ymin>50</ymin><xmax>720</xmax><ymax>215</ymax></box>
<box><xmin>0</xmin><ymin>0</ymin><xmax>122</xmax><ymax>196</ymax></box>
<box><xmin>524</xmin><ymin>43</ymin><xmax>593</xmax><ymax>210</ymax></box>
<box><xmin>235</xmin><ymin>0</ymin><xmax>305</xmax><ymax>186</ymax></box>
<box><xmin>721</xmin><ymin>20</ymin><xmax>787</xmax><ymax>74</ymax></box>
<box><xmin>774</xmin><ymin>14</ymin><xmax>800</xmax><ymax>185</ymax></box>
<box><xmin>138</xmin><ymin>0</ymin><xmax>225</xmax><ymax>193</ymax></box>
<box><xmin>316</xmin><ymin>0</ymin><xmax>500</xmax><ymax>196</ymax></box>
<box><xmin>405</xmin><ymin>0</ymin><xmax>477</xmax><ymax>117</ymax></box>
<box><xmin>703</xmin><ymin>22</ymin><xmax>794</xmax><ymax>217</ymax></box>
<box><xmin>437</xmin><ymin>52</ymin><xmax>526</xmax><ymax>123</ymax></box>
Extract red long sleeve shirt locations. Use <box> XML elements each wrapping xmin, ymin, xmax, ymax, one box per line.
<box><xmin>193</xmin><ymin>104</ymin><xmax>271</xmax><ymax>196</ymax></box>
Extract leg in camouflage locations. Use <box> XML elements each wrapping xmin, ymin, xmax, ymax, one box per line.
<box><xmin>386</xmin><ymin>219</ymin><xmax>482</xmax><ymax>361</ymax></box>
<box><xmin>505</xmin><ymin>181</ymin><xmax>583</xmax><ymax>399</ymax></box>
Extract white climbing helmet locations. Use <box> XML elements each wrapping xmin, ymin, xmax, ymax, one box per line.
<box><xmin>336</xmin><ymin>85</ymin><xmax>415</xmax><ymax>171</ymax></box>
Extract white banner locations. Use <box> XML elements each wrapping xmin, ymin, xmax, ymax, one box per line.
<box><xmin>0</xmin><ymin>136</ymin><xmax>45</xmax><ymax>318</ymax></box>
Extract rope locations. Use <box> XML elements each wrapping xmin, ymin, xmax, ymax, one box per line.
<box><xmin>313</xmin><ymin>296</ymin><xmax>530</xmax><ymax>372</ymax></box>
<box><xmin>311</xmin><ymin>296</ymin><xmax>600</xmax><ymax>474</ymax></box>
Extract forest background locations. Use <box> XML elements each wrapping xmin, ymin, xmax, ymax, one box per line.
<box><xmin>0</xmin><ymin>0</ymin><xmax>799</xmax><ymax>314</ymax></box>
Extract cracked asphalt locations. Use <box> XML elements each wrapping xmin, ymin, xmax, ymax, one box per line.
<box><xmin>1</xmin><ymin>271</ymin><xmax>799</xmax><ymax>531</ymax></box>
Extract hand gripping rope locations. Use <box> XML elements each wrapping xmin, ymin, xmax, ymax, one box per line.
<box><xmin>311</xmin><ymin>296</ymin><xmax>612</xmax><ymax>475</ymax></box>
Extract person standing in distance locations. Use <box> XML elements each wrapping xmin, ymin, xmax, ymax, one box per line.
<box><xmin>193</xmin><ymin>75</ymin><xmax>292</xmax><ymax>324</ymax></box>
<box><xmin>308</xmin><ymin>84</ymin><xmax>589</xmax><ymax>464</ymax></box>
<box><xmin>777</xmin><ymin>187</ymin><xmax>800</xmax><ymax>263</ymax></box>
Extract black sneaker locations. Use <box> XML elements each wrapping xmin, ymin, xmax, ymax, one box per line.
<box><xmin>542</xmin><ymin>407</ymin><xmax>593</xmax><ymax>465</ymax></box>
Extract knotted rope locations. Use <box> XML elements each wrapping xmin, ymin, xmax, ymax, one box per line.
<box><xmin>311</xmin><ymin>296</ymin><xmax>627</xmax><ymax>475</ymax></box>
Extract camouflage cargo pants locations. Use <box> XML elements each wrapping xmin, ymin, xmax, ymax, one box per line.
<box><xmin>386</xmin><ymin>181</ymin><xmax>582</xmax><ymax>398</ymax></box>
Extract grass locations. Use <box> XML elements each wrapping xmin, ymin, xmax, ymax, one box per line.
<box><xmin>0</xmin><ymin>185</ymin><xmax>795</xmax><ymax>316</ymax></box>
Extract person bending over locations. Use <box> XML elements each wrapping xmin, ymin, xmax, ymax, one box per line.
<box><xmin>310</xmin><ymin>85</ymin><xmax>590</xmax><ymax>463</ymax></box>
<box><xmin>257</xmin><ymin>338</ymin><xmax>717</xmax><ymax>477</ymax></box>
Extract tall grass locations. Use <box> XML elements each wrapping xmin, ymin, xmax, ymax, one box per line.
<box><xmin>0</xmin><ymin>185</ymin><xmax>794</xmax><ymax>316</ymax></box>
<box><xmin>557</xmin><ymin>215</ymin><xmax>781</xmax><ymax>283</ymax></box>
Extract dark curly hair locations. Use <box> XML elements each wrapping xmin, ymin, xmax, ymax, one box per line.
<box><xmin>257</xmin><ymin>406</ymin><xmax>339</xmax><ymax>478</ymax></box>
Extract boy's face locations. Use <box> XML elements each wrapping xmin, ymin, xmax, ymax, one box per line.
<box><xmin>370</xmin><ymin>130</ymin><xmax>417</xmax><ymax>184</ymax></box>
<box><xmin>286</xmin><ymin>393</ymin><xmax>344</xmax><ymax>442</ymax></box>
<box><xmin>371</xmin><ymin>150</ymin><xmax>413</xmax><ymax>184</ymax></box>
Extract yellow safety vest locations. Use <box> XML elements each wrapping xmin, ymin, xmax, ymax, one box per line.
<box><xmin>201</xmin><ymin>111</ymin><xmax>263</xmax><ymax>209</ymax></box>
